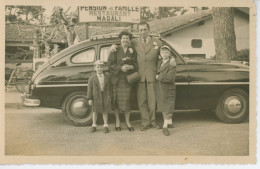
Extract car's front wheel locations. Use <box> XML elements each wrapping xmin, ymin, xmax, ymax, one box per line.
<box><xmin>215</xmin><ymin>88</ymin><xmax>248</xmax><ymax>123</ymax></box>
<box><xmin>62</xmin><ymin>91</ymin><xmax>93</xmax><ymax>126</ymax></box>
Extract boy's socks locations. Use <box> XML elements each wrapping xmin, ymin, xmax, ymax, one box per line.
<box><xmin>163</xmin><ymin>121</ymin><xmax>168</xmax><ymax>128</ymax></box>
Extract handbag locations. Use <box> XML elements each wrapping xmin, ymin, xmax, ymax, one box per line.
<box><xmin>126</xmin><ymin>71</ymin><xmax>141</xmax><ymax>84</ymax></box>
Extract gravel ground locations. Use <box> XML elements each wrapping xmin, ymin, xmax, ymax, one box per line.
<box><xmin>5</xmin><ymin>108</ymin><xmax>249</xmax><ymax>156</ymax></box>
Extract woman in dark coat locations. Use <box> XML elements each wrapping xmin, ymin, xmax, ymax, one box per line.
<box><xmin>107</xmin><ymin>31</ymin><xmax>137</xmax><ymax>131</ymax></box>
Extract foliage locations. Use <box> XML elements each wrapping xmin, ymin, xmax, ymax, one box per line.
<box><xmin>5</xmin><ymin>6</ymin><xmax>45</xmax><ymax>23</ymax></box>
<box><xmin>235</xmin><ymin>49</ymin><xmax>249</xmax><ymax>62</ymax></box>
<box><xmin>140</xmin><ymin>7</ymin><xmax>155</xmax><ymax>22</ymax></box>
<box><xmin>157</xmin><ymin>7</ymin><xmax>182</xmax><ymax>18</ymax></box>
<box><xmin>49</xmin><ymin>6</ymin><xmax>78</xmax><ymax>26</ymax></box>
<box><xmin>210</xmin><ymin>49</ymin><xmax>249</xmax><ymax>62</ymax></box>
<box><xmin>140</xmin><ymin>6</ymin><xmax>210</xmax><ymax>22</ymax></box>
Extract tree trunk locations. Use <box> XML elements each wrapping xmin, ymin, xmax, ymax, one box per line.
<box><xmin>212</xmin><ymin>7</ymin><xmax>237</xmax><ymax>62</ymax></box>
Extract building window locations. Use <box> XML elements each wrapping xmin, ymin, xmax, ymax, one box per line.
<box><xmin>191</xmin><ymin>39</ymin><xmax>202</xmax><ymax>48</ymax></box>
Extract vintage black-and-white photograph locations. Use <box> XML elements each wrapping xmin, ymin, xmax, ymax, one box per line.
<box><xmin>2</xmin><ymin>0</ymin><xmax>256</xmax><ymax>164</ymax></box>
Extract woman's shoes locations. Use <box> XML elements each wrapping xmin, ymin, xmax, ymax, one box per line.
<box><xmin>126</xmin><ymin>123</ymin><xmax>134</xmax><ymax>131</ymax></box>
<box><xmin>115</xmin><ymin>126</ymin><xmax>121</xmax><ymax>131</ymax></box>
<box><xmin>115</xmin><ymin>121</ymin><xmax>121</xmax><ymax>131</ymax></box>
<box><xmin>115</xmin><ymin>122</ymin><xmax>134</xmax><ymax>131</ymax></box>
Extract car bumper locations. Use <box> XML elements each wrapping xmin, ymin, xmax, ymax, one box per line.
<box><xmin>22</xmin><ymin>94</ymin><xmax>40</xmax><ymax>107</ymax></box>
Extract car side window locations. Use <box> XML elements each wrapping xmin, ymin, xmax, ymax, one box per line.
<box><xmin>100</xmin><ymin>46</ymin><xmax>111</xmax><ymax>63</ymax></box>
<box><xmin>175</xmin><ymin>54</ymin><xmax>184</xmax><ymax>65</ymax></box>
<box><xmin>166</xmin><ymin>50</ymin><xmax>184</xmax><ymax>65</ymax></box>
<box><xmin>71</xmin><ymin>48</ymin><xmax>95</xmax><ymax>64</ymax></box>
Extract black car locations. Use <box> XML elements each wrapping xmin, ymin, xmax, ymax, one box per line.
<box><xmin>23</xmin><ymin>35</ymin><xmax>249</xmax><ymax>126</ymax></box>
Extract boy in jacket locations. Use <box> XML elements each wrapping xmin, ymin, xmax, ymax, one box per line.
<box><xmin>156</xmin><ymin>45</ymin><xmax>176</xmax><ymax>136</ymax></box>
<box><xmin>87</xmin><ymin>60</ymin><xmax>112</xmax><ymax>133</ymax></box>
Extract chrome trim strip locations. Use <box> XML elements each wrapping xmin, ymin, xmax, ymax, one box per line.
<box><xmin>36</xmin><ymin>84</ymin><xmax>88</xmax><ymax>88</ymax></box>
<box><xmin>35</xmin><ymin>82</ymin><xmax>248</xmax><ymax>88</ymax></box>
<box><xmin>189</xmin><ymin>82</ymin><xmax>249</xmax><ymax>85</ymax></box>
<box><xmin>175</xmin><ymin>82</ymin><xmax>189</xmax><ymax>85</ymax></box>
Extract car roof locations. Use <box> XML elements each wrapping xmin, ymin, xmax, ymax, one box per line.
<box><xmin>48</xmin><ymin>38</ymin><xmax>119</xmax><ymax>64</ymax></box>
<box><xmin>49</xmin><ymin>33</ymin><xmax>161</xmax><ymax>64</ymax></box>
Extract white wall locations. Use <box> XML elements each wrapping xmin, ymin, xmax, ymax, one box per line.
<box><xmin>234</xmin><ymin>14</ymin><xmax>249</xmax><ymax>50</ymax></box>
<box><xmin>164</xmin><ymin>19</ymin><xmax>215</xmax><ymax>58</ymax></box>
<box><xmin>163</xmin><ymin>13</ymin><xmax>249</xmax><ymax>59</ymax></box>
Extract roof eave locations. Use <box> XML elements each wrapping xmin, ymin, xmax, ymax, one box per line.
<box><xmin>160</xmin><ymin>15</ymin><xmax>212</xmax><ymax>37</ymax></box>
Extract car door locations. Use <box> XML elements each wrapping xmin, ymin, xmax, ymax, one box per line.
<box><xmin>35</xmin><ymin>46</ymin><xmax>97</xmax><ymax>108</ymax></box>
<box><xmin>170</xmin><ymin>47</ymin><xmax>189</xmax><ymax>109</ymax></box>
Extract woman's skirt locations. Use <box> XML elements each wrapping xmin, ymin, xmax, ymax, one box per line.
<box><xmin>114</xmin><ymin>76</ymin><xmax>131</xmax><ymax>112</ymax></box>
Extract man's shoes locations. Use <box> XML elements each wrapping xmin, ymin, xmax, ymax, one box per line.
<box><xmin>151</xmin><ymin>124</ymin><xmax>162</xmax><ymax>129</ymax></box>
<box><xmin>140</xmin><ymin>125</ymin><xmax>150</xmax><ymax>131</ymax></box>
<box><xmin>89</xmin><ymin>127</ymin><xmax>96</xmax><ymax>133</ymax></box>
<box><xmin>163</xmin><ymin>128</ymin><xmax>170</xmax><ymax>136</ymax></box>
<box><xmin>103</xmin><ymin>127</ymin><xmax>109</xmax><ymax>133</ymax></box>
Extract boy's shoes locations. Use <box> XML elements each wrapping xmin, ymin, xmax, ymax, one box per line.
<box><xmin>140</xmin><ymin>125</ymin><xmax>150</xmax><ymax>131</ymax></box>
<box><xmin>167</xmin><ymin>124</ymin><xmax>174</xmax><ymax>128</ymax></box>
<box><xmin>115</xmin><ymin>127</ymin><xmax>121</xmax><ymax>131</ymax></box>
<box><xmin>163</xmin><ymin>128</ymin><xmax>170</xmax><ymax>136</ymax></box>
<box><xmin>103</xmin><ymin>127</ymin><xmax>109</xmax><ymax>133</ymax></box>
<box><xmin>89</xmin><ymin>127</ymin><xmax>96</xmax><ymax>133</ymax></box>
<box><xmin>151</xmin><ymin>124</ymin><xmax>162</xmax><ymax>129</ymax></box>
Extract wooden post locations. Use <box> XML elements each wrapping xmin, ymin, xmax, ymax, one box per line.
<box><xmin>33</xmin><ymin>30</ymin><xmax>40</xmax><ymax>59</ymax></box>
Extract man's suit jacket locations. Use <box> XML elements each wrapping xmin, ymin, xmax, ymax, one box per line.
<box><xmin>131</xmin><ymin>36</ymin><xmax>162</xmax><ymax>83</ymax></box>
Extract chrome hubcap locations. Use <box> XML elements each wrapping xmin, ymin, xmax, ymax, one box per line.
<box><xmin>71</xmin><ymin>98</ymin><xmax>88</xmax><ymax>117</ymax></box>
<box><xmin>224</xmin><ymin>96</ymin><xmax>242</xmax><ymax>114</ymax></box>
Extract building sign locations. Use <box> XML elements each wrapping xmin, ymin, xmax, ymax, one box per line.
<box><xmin>78</xmin><ymin>6</ymin><xmax>140</xmax><ymax>23</ymax></box>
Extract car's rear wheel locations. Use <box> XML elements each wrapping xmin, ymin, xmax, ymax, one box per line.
<box><xmin>62</xmin><ymin>91</ymin><xmax>93</xmax><ymax>126</ymax></box>
<box><xmin>215</xmin><ymin>88</ymin><xmax>248</xmax><ymax>123</ymax></box>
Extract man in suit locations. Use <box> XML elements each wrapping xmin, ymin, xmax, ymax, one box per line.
<box><xmin>131</xmin><ymin>22</ymin><xmax>162</xmax><ymax>130</ymax></box>
<box><xmin>111</xmin><ymin>22</ymin><xmax>175</xmax><ymax>131</ymax></box>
